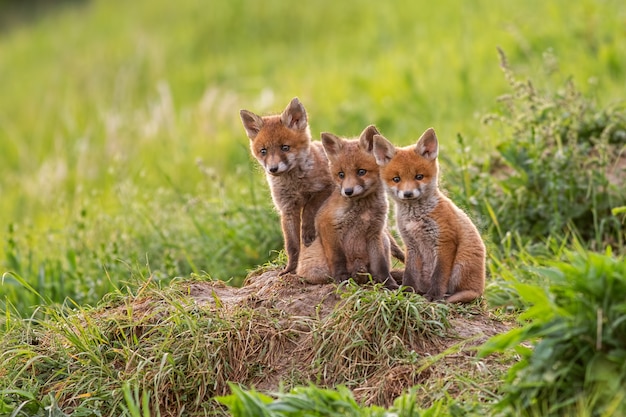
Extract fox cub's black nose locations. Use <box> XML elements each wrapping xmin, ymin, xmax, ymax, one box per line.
<box><xmin>404</xmin><ymin>191</ymin><xmax>413</xmax><ymax>198</ymax></box>
<box><xmin>269</xmin><ymin>166</ymin><xmax>279</xmax><ymax>173</ymax></box>
<box><xmin>344</xmin><ymin>188</ymin><xmax>354</xmax><ymax>196</ymax></box>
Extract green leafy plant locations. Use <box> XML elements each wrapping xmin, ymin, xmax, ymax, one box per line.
<box><xmin>216</xmin><ymin>384</ymin><xmax>369</xmax><ymax>417</ymax></box>
<box><xmin>479</xmin><ymin>249</ymin><xmax>626</xmax><ymax>416</ymax></box>
<box><xmin>216</xmin><ymin>383</ymin><xmax>459</xmax><ymax>417</ymax></box>
<box><xmin>450</xmin><ymin>49</ymin><xmax>626</xmax><ymax>253</ymax></box>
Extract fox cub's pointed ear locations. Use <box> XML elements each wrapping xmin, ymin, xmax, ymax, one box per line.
<box><xmin>240</xmin><ymin>110</ymin><xmax>264</xmax><ymax>141</ymax></box>
<box><xmin>415</xmin><ymin>128</ymin><xmax>438</xmax><ymax>160</ymax></box>
<box><xmin>372</xmin><ymin>134</ymin><xmax>396</xmax><ymax>166</ymax></box>
<box><xmin>358</xmin><ymin>125</ymin><xmax>380</xmax><ymax>152</ymax></box>
<box><xmin>281</xmin><ymin>97</ymin><xmax>308</xmax><ymax>130</ymax></box>
<box><xmin>321</xmin><ymin>132</ymin><xmax>343</xmax><ymax>160</ymax></box>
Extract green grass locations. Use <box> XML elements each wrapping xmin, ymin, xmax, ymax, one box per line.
<box><xmin>1</xmin><ymin>0</ymin><xmax>626</xmax><ymax>415</ymax></box>
<box><xmin>0</xmin><ymin>0</ymin><xmax>626</xmax><ymax>312</ymax></box>
<box><xmin>1</xmin><ymin>0</ymin><xmax>625</xmax><ymax>311</ymax></box>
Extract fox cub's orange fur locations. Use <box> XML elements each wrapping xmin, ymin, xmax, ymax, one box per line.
<box><xmin>240</xmin><ymin>98</ymin><xmax>333</xmax><ymax>274</ymax></box>
<box><xmin>373</xmin><ymin>128</ymin><xmax>485</xmax><ymax>302</ymax></box>
<box><xmin>299</xmin><ymin>125</ymin><xmax>399</xmax><ymax>289</ymax></box>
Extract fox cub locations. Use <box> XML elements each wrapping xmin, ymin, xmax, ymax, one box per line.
<box><xmin>297</xmin><ymin>125</ymin><xmax>399</xmax><ymax>289</ymax></box>
<box><xmin>240</xmin><ymin>98</ymin><xmax>333</xmax><ymax>274</ymax></box>
<box><xmin>373</xmin><ymin>128</ymin><xmax>485</xmax><ymax>303</ymax></box>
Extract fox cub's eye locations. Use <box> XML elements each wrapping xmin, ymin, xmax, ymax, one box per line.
<box><xmin>338</xmin><ymin>171</ymin><xmax>345</xmax><ymax>179</ymax></box>
<box><xmin>281</xmin><ymin>145</ymin><xmax>290</xmax><ymax>152</ymax></box>
<box><xmin>392</xmin><ymin>176</ymin><xmax>400</xmax><ymax>183</ymax></box>
<box><xmin>259</xmin><ymin>148</ymin><xmax>267</xmax><ymax>156</ymax></box>
<box><xmin>415</xmin><ymin>174</ymin><xmax>424</xmax><ymax>180</ymax></box>
<box><xmin>357</xmin><ymin>169</ymin><xmax>367</xmax><ymax>177</ymax></box>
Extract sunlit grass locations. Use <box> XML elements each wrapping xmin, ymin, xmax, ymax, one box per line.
<box><xmin>1</xmin><ymin>0</ymin><xmax>625</xmax><ymax>314</ymax></box>
<box><xmin>0</xmin><ymin>2</ymin><xmax>625</xmax><ymax>413</ymax></box>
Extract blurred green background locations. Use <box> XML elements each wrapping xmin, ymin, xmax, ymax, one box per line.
<box><xmin>1</xmin><ymin>0</ymin><xmax>624</xmax><ymax>313</ymax></box>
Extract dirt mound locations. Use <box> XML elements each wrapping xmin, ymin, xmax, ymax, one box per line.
<box><xmin>30</xmin><ymin>267</ymin><xmax>515</xmax><ymax>415</ymax></box>
<box><xmin>179</xmin><ymin>269</ymin><xmax>513</xmax><ymax>405</ymax></box>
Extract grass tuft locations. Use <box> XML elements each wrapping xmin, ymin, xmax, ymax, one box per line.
<box><xmin>309</xmin><ymin>283</ymin><xmax>449</xmax><ymax>395</ymax></box>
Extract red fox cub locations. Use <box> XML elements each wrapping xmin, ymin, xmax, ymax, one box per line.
<box><xmin>372</xmin><ymin>128</ymin><xmax>485</xmax><ymax>303</ymax></box>
<box><xmin>299</xmin><ymin>125</ymin><xmax>399</xmax><ymax>289</ymax></box>
<box><xmin>240</xmin><ymin>98</ymin><xmax>333</xmax><ymax>274</ymax></box>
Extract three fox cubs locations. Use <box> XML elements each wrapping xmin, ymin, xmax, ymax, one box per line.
<box><xmin>373</xmin><ymin>128</ymin><xmax>486</xmax><ymax>303</ymax></box>
<box><xmin>240</xmin><ymin>98</ymin><xmax>333</xmax><ymax>275</ymax></box>
<box><xmin>240</xmin><ymin>98</ymin><xmax>485</xmax><ymax>302</ymax></box>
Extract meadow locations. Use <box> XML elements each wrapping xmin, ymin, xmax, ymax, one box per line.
<box><xmin>1</xmin><ymin>0</ymin><xmax>625</xmax><ymax>415</ymax></box>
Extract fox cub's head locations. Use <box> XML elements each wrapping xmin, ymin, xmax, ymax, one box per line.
<box><xmin>240</xmin><ymin>97</ymin><xmax>311</xmax><ymax>176</ymax></box>
<box><xmin>373</xmin><ymin>128</ymin><xmax>439</xmax><ymax>201</ymax></box>
<box><xmin>321</xmin><ymin>125</ymin><xmax>382</xmax><ymax>199</ymax></box>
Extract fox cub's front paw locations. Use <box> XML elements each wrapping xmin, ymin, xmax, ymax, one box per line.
<box><xmin>280</xmin><ymin>263</ymin><xmax>298</xmax><ymax>276</ymax></box>
<box><xmin>301</xmin><ymin>230</ymin><xmax>316</xmax><ymax>247</ymax></box>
